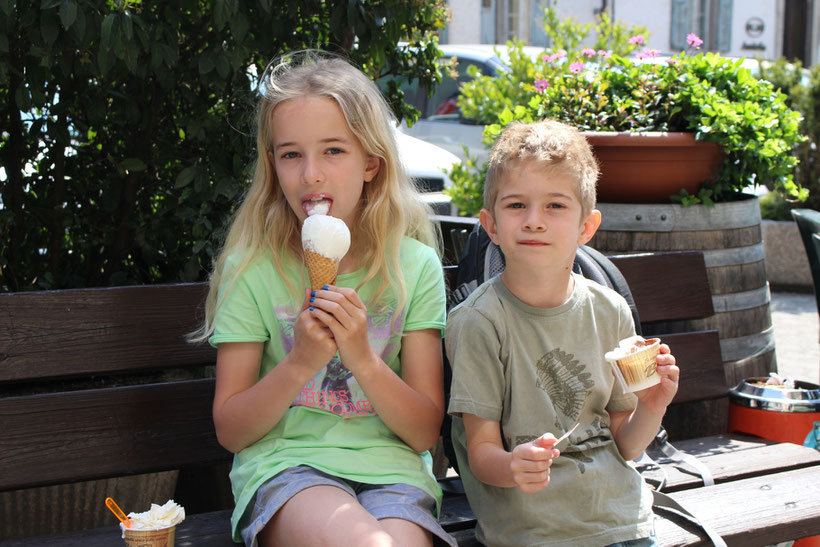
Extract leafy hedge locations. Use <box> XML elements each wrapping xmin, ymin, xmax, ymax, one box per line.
<box><xmin>757</xmin><ymin>59</ymin><xmax>820</xmax><ymax>218</ymax></box>
<box><xmin>0</xmin><ymin>0</ymin><xmax>447</xmax><ymax>291</ymax></box>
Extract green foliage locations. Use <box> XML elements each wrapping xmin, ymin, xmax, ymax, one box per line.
<box><xmin>542</xmin><ymin>6</ymin><xmax>648</xmax><ymax>57</ymax></box>
<box><xmin>445</xmin><ymin>146</ymin><xmax>488</xmax><ymax>216</ymax></box>
<box><xmin>757</xmin><ymin>58</ymin><xmax>820</xmax><ymax>217</ymax></box>
<box><xmin>446</xmin><ymin>11</ymin><xmax>807</xmax><ymax>215</ymax></box>
<box><xmin>0</xmin><ymin>0</ymin><xmax>447</xmax><ymax>291</ymax></box>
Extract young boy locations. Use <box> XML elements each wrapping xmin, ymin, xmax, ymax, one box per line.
<box><xmin>445</xmin><ymin>120</ymin><xmax>679</xmax><ymax>547</ymax></box>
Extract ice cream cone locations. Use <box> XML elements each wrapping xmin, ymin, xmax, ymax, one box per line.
<box><xmin>305</xmin><ymin>249</ymin><xmax>340</xmax><ymax>289</ymax></box>
<box><xmin>122</xmin><ymin>524</ymin><xmax>176</xmax><ymax>547</ymax></box>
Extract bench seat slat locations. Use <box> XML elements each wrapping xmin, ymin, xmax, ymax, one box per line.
<box><xmin>654</xmin><ymin>466</ymin><xmax>820</xmax><ymax>546</ymax></box>
<box><xmin>0</xmin><ymin>510</ymin><xmax>235</xmax><ymax>546</ymax></box>
<box><xmin>0</xmin><ymin>379</ymin><xmax>230</xmax><ymax>491</ymax></box>
<box><xmin>0</xmin><ymin>284</ymin><xmax>214</xmax><ymax>383</ymax></box>
<box><xmin>643</xmin><ymin>434</ymin><xmax>820</xmax><ymax>492</ymax></box>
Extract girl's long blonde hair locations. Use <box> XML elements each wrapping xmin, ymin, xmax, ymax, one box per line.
<box><xmin>193</xmin><ymin>50</ymin><xmax>440</xmax><ymax>341</ymax></box>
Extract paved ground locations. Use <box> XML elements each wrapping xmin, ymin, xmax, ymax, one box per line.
<box><xmin>771</xmin><ymin>291</ymin><xmax>820</xmax><ymax>384</ymax></box>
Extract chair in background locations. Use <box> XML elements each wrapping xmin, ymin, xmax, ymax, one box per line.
<box><xmin>791</xmin><ymin>208</ymin><xmax>820</xmax><ymax>313</ymax></box>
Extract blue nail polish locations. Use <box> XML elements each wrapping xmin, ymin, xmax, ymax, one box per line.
<box><xmin>310</xmin><ymin>290</ymin><xmax>316</xmax><ymax>297</ymax></box>
<box><xmin>322</xmin><ymin>285</ymin><xmax>329</xmax><ymax>290</ymax></box>
<box><xmin>309</xmin><ymin>297</ymin><xmax>314</xmax><ymax>303</ymax></box>
<box><xmin>309</xmin><ymin>306</ymin><xmax>314</xmax><ymax>311</ymax></box>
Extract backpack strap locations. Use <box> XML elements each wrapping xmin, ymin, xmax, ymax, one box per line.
<box><xmin>577</xmin><ymin>245</ymin><xmax>642</xmax><ymax>336</ymax></box>
<box><xmin>573</xmin><ymin>245</ymin><xmax>611</xmax><ymax>288</ymax></box>
<box><xmin>650</xmin><ymin>427</ymin><xmax>715</xmax><ymax>487</ymax></box>
<box><xmin>651</xmin><ymin>490</ymin><xmax>727</xmax><ymax>547</ymax></box>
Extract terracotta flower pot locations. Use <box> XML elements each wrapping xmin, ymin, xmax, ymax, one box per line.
<box><xmin>583</xmin><ymin>131</ymin><xmax>723</xmax><ymax>203</ymax></box>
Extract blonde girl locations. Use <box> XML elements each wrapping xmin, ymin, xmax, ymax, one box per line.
<box><xmin>198</xmin><ymin>51</ymin><xmax>455</xmax><ymax>547</ymax></box>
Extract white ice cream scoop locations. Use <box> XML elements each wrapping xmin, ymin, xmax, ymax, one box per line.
<box><xmin>301</xmin><ymin>215</ymin><xmax>350</xmax><ymax>260</ymax></box>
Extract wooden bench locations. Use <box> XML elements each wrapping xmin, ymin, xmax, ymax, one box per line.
<box><xmin>2</xmin><ymin>216</ymin><xmax>820</xmax><ymax>546</ymax></box>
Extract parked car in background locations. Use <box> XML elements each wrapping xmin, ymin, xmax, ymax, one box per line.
<box><xmin>395</xmin><ymin>127</ymin><xmax>461</xmax><ymax>215</ymax></box>
<box><xmin>397</xmin><ymin>44</ymin><xmax>543</xmax><ymax>165</ymax></box>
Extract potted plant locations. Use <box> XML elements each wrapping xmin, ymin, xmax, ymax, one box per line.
<box><xmin>445</xmin><ymin>10</ymin><xmax>807</xmax><ymax>210</ymax></box>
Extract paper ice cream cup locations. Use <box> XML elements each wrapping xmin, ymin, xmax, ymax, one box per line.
<box><xmin>605</xmin><ymin>337</ymin><xmax>661</xmax><ymax>392</ymax></box>
<box><xmin>121</xmin><ymin>523</ymin><xmax>176</xmax><ymax>547</ymax></box>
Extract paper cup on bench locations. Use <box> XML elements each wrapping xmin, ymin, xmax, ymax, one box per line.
<box><xmin>121</xmin><ymin>523</ymin><xmax>176</xmax><ymax>547</ymax></box>
<box><xmin>119</xmin><ymin>500</ymin><xmax>184</xmax><ymax>547</ymax></box>
<box><xmin>605</xmin><ymin>336</ymin><xmax>662</xmax><ymax>393</ymax></box>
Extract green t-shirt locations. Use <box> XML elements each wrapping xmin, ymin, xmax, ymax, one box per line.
<box><xmin>447</xmin><ymin>274</ymin><xmax>654</xmax><ymax>547</ymax></box>
<box><xmin>210</xmin><ymin>237</ymin><xmax>446</xmax><ymax>541</ymax></box>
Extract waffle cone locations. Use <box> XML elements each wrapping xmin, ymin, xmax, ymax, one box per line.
<box><xmin>304</xmin><ymin>249</ymin><xmax>340</xmax><ymax>289</ymax></box>
<box><xmin>614</xmin><ymin>339</ymin><xmax>661</xmax><ymax>390</ymax></box>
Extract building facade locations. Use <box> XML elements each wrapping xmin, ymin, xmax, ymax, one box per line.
<box><xmin>444</xmin><ymin>0</ymin><xmax>819</xmax><ymax>65</ymax></box>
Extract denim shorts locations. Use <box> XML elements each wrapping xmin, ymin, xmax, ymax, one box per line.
<box><xmin>240</xmin><ymin>465</ymin><xmax>457</xmax><ymax>547</ymax></box>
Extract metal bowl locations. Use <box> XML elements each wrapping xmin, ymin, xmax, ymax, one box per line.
<box><xmin>728</xmin><ymin>377</ymin><xmax>820</xmax><ymax>413</ymax></box>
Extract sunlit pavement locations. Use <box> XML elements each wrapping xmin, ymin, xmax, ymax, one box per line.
<box><xmin>771</xmin><ymin>291</ymin><xmax>820</xmax><ymax>384</ymax></box>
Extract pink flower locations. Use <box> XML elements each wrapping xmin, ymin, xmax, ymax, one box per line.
<box><xmin>687</xmin><ymin>33</ymin><xmax>703</xmax><ymax>48</ymax></box>
<box><xmin>628</xmin><ymin>35</ymin><xmax>644</xmax><ymax>45</ymax></box>
<box><xmin>598</xmin><ymin>49</ymin><xmax>612</xmax><ymax>58</ymax></box>
<box><xmin>534</xmin><ymin>79</ymin><xmax>550</xmax><ymax>92</ymax></box>
<box><xmin>635</xmin><ymin>52</ymin><xmax>647</xmax><ymax>59</ymax></box>
<box><xmin>582</xmin><ymin>48</ymin><xmax>596</xmax><ymax>57</ymax></box>
<box><xmin>543</xmin><ymin>53</ymin><xmax>562</xmax><ymax>63</ymax></box>
<box><xmin>642</xmin><ymin>47</ymin><xmax>660</xmax><ymax>58</ymax></box>
<box><xmin>569</xmin><ymin>61</ymin><xmax>584</xmax><ymax>74</ymax></box>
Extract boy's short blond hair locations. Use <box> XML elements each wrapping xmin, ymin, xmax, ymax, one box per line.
<box><xmin>484</xmin><ymin>119</ymin><xmax>599</xmax><ymax>218</ymax></box>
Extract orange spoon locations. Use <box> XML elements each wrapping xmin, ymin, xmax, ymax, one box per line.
<box><xmin>105</xmin><ymin>497</ymin><xmax>132</xmax><ymax>528</ymax></box>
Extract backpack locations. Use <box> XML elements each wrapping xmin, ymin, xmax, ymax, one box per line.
<box><xmin>442</xmin><ymin>221</ymin><xmax>642</xmax><ymax>473</ymax></box>
<box><xmin>449</xmin><ymin>222</ymin><xmax>641</xmax><ymax>330</ymax></box>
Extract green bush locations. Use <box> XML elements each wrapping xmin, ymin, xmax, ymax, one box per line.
<box><xmin>0</xmin><ymin>0</ymin><xmax>448</xmax><ymax>292</ymax></box>
<box><xmin>757</xmin><ymin>59</ymin><xmax>820</xmax><ymax>219</ymax></box>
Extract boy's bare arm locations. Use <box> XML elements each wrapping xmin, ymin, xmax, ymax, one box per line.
<box><xmin>463</xmin><ymin>413</ymin><xmax>559</xmax><ymax>493</ymax></box>
<box><xmin>610</xmin><ymin>345</ymin><xmax>679</xmax><ymax>460</ymax></box>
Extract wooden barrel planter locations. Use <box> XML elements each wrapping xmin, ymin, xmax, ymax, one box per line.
<box><xmin>589</xmin><ymin>195</ymin><xmax>777</xmax><ymax>387</ymax></box>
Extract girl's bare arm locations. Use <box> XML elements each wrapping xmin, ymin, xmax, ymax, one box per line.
<box><xmin>212</xmin><ymin>341</ymin><xmax>317</xmax><ymax>453</ymax></box>
<box><xmin>213</xmin><ymin>291</ymin><xmax>340</xmax><ymax>453</ymax></box>
<box><xmin>351</xmin><ymin>328</ymin><xmax>445</xmax><ymax>452</ymax></box>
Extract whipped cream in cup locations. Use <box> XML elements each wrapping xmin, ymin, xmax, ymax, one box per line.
<box><xmin>120</xmin><ymin>500</ymin><xmax>185</xmax><ymax>547</ymax></box>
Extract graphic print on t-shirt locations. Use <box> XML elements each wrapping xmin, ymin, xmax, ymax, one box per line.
<box><xmin>278</xmin><ymin>304</ymin><xmax>401</xmax><ymax>418</ymax></box>
<box><xmin>535</xmin><ymin>347</ymin><xmax>593</xmax><ymax>420</ymax></box>
<box><xmin>531</xmin><ymin>348</ymin><xmax>596</xmax><ymax>472</ymax></box>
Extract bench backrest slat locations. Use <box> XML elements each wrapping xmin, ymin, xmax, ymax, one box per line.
<box><xmin>663</xmin><ymin>331</ymin><xmax>726</xmax><ymax>404</ymax></box>
<box><xmin>609</xmin><ymin>251</ymin><xmax>714</xmax><ymax>323</ymax></box>
<box><xmin>0</xmin><ymin>379</ymin><xmax>229</xmax><ymax>491</ymax></box>
<box><xmin>0</xmin><ymin>283</ymin><xmax>214</xmax><ymax>382</ymax></box>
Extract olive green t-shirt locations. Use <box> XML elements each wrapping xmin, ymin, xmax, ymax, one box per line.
<box><xmin>447</xmin><ymin>274</ymin><xmax>654</xmax><ymax>547</ymax></box>
<box><xmin>210</xmin><ymin>237</ymin><xmax>446</xmax><ymax>541</ymax></box>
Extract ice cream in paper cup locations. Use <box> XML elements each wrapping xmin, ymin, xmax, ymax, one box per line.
<box><xmin>120</xmin><ymin>499</ymin><xmax>185</xmax><ymax>547</ymax></box>
<box><xmin>605</xmin><ymin>336</ymin><xmax>662</xmax><ymax>392</ymax></box>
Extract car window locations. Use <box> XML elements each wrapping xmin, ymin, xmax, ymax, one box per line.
<box><xmin>426</xmin><ymin>59</ymin><xmax>489</xmax><ymax>120</ymax></box>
